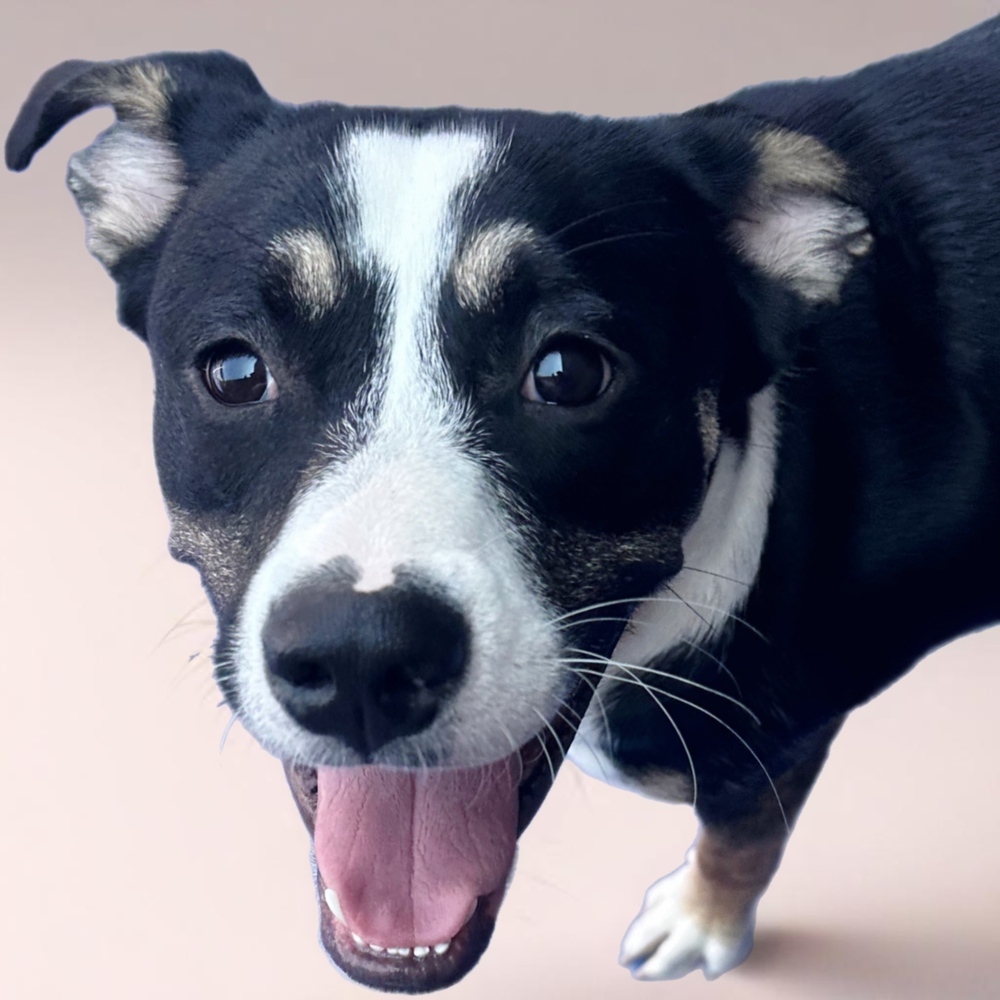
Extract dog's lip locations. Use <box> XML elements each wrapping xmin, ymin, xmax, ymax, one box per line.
<box><xmin>282</xmin><ymin>706</ymin><xmax>579</xmax><ymax>992</ymax></box>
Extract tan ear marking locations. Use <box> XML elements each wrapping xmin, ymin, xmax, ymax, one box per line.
<box><xmin>80</xmin><ymin>61</ymin><xmax>174</xmax><ymax>134</ymax></box>
<box><xmin>58</xmin><ymin>61</ymin><xmax>183</xmax><ymax>268</ymax></box>
<box><xmin>753</xmin><ymin>128</ymin><xmax>847</xmax><ymax>195</ymax></box>
<box><xmin>730</xmin><ymin>128</ymin><xmax>873</xmax><ymax>305</ymax></box>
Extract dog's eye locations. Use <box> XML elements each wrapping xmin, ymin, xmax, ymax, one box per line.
<box><xmin>203</xmin><ymin>345</ymin><xmax>278</xmax><ymax>406</ymax></box>
<box><xmin>522</xmin><ymin>339</ymin><xmax>612</xmax><ymax>406</ymax></box>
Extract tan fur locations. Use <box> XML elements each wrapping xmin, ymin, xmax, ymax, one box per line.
<box><xmin>268</xmin><ymin>228</ymin><xmax>341</xmax><ymax>321</ymax></box>
<box><xmin>681</xmin><ymin>716</ymin><xmax>846</xmax><ymax>933</ymax></box>
<box><xmin>731</xmin><ymin>128</ymin><xmax>873</xmax><ymax>305</ymax></box>
<box><xmin>64</xmin><ymin>61</ymin><xmax>183</xmax><ymax>267</ymax></box>
<box><xmin>631</xmin><ymin>768</ymin><xmax>694</xmax><ymax>804</ymax></box>
<box><xmin>682</xmin><ymin>830</ymin><xmax>785</xmax><ymax>935</ymax></box>
<box><xmin>452</xmin><ymin>220</ymin><xmax>537</xmax><ymax>311</ymax></box>
<box><xmin>754</xmin><ymin>129</ymin><xmax>847</xmax><ymax>195</ymax></box>
<box><xmin>167</xmin><ymin>504</ymin><xmax>253</xmax><ymax>608</ymax></box>
<box><xmin>695</xmin><ymin>387</ymin><xmax>721</xmax><ymax>473</ymax></box>
<box><xmin>83</xmin><ymin>61</ymin><xmax>173</xmax><ymax>134</ymax></box>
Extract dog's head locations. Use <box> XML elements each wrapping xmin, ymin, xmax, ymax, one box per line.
<box><xmin>8</xmin><ymin>52</ymin><xmax>870</xmax><ymax>992</ymax></box>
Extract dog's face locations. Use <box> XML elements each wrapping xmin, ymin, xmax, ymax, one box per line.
<box><xmin>8</xmin><ymin>52</ymin><xmax>869</xmax><ymax>992</ymax></box>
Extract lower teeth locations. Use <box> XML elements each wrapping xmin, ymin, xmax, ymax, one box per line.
<box><xmin>325</xmin><ymin>887</ymin><xmax>453</xmax><ymax>958</ymax></box>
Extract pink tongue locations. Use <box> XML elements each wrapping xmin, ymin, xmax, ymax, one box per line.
<box><xmin>314</xmin><ymin>756</ymin><xmax>519</xmax><ymax>947</ymax></box>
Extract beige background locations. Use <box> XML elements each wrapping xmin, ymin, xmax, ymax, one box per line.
<box><xmin>3</xmin><ymin>1</ymin><xmax>1000</xmax><ymax>998</ymax></box>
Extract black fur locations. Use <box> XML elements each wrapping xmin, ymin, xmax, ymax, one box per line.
<box><xmin>8</xmin><ymin>15</ymin><xmax>1000</xmax><ymax>992</ymax></box>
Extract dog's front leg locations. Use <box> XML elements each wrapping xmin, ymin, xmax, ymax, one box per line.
<box><xmin>619</xmin><ymin>717</ymin><xmax>844</xmax><ymax>980</ymax></box>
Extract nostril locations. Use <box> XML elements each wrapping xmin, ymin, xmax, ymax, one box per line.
<box><xmin>274</xmin><ymin>655</ymin><xmax>333</xmax><ymax>692</ymax></box>
<box><xmin>374</xmin><ymin>650</ymin><xmax>464</xmax><ymax>725</ymax></box>
<box><xmin>376</xmin><ymin>666</ymin><xmax>427</xmax><ymax>724</ymax></box>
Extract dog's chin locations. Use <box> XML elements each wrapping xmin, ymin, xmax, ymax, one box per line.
<box><xmin>282</xmin><ymin>710</ymin><xmax>576</xmax><ymax>993</ymax></box>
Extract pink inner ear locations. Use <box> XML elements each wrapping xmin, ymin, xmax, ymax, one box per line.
<box><xmin>313</xmin><ymin>756</ymin><xmax>520</xmax><ymax>947</ymax></box>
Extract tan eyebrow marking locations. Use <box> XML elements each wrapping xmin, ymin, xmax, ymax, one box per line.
<box><xmin>452</xmin><ymin>220</ymin><xmax>538</xmax><ymax>312</ymax></box>
<box><xmin>267</xmin><ymin>227</ymin><xmax>341</xmax><ymax>321</ymax></box>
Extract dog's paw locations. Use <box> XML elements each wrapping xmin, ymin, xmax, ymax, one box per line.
<box><xmin>619</xmin><ymin>861</ymin><xmax>755</xmax><ymax>981</ymax></box>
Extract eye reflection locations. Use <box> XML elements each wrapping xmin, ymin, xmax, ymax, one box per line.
<box><xmin>203</xmin><ymin>344</ymin><xmax>278</xmax><ymax>406</ymax></box>
<box><xmin>522</xmin><ymin>339</ymin><xmax>612</xmax><ymax>406</ymax></box>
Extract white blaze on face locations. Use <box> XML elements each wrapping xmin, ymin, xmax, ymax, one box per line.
<box><xmin>334</xmin><ymin>126</ymin><xmax>494</xmax><ymax>590</ymax></box>
<box><xmin>234</xmin><ymin>125</ymin><xmax>563</xmax><ymax>767</ymax></box>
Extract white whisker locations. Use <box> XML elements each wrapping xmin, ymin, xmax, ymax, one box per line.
<box><xmin>533</xmin><ymin>706</ymin><xmax>568</xmax><ymax>766</ymax></box>
<box><xmin>487</xmin><ymin>708</ymin><xmax>525</xmax><ymax>784</ymax></box>
<box><xmin>219</xmin><ymin>710</ymin><xmax>239</xmax><ymax>754</ymax></box>
<box><xmin>552</xmin><ymin>595</ymin><xmax>769</xmax><ymax>643</ymax></box>
<box><xmin>573</xmin><ymin>670</ymin><xmax>613</xmax><ymax>747</ymax></box>
<box><xmin>568</xmin><ymin>666</ymin><xmax>789</xmax><ymax>832</ymax></box>
<box><xmin>529</xmin><ymin>709</ymin><xmax>559</xmax><ymax>787</ymax></box>
<box><xmin>561</xmin><ymin>648</ymin><xmax>760</xmax><ymax>725</ymax></box>
<box><xmin>677</xmin><ymin>637</ymin><xmax>741</xmax><ymax>692</ymax></box>
<box><xmin>564</xmin><ymin>665</ymin><xmax>700</xmax><ymax>809</ymax></box>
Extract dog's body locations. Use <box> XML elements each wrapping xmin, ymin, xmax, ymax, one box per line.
<box><xmin>7</xmin><ymin>16</ymin><xmax>1000</xmax><ymax>993</ymax></box>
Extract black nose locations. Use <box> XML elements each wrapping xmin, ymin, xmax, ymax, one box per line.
<box><xmin>262</xmin><ymin>576</ymin><xmax>469</xmax><ymax>757</ymax></box>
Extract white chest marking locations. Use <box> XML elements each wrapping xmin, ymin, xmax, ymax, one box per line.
<box><xmin>571</xmin><ymin>387</ymin><xmax>780</xmax><ymax>784</ymax></box>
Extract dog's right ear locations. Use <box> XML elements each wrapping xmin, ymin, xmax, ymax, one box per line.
<box><xmin>6</xmin><ymin>52</ymin><xmax>272</xmax><ymax>334</ymax></box>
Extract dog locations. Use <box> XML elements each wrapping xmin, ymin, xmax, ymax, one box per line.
<box><xmin>7</xmin><ymin>15</ymin><xmax>1000</xmax><ymax>993</ymax></box>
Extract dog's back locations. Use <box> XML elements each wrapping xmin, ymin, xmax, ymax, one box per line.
<box><xmin>733</xmin><ymin>15</ymin><xmax>1000</xmax><ymax>433</ymax></box>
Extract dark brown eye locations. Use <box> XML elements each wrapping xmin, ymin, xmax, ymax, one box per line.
<box><xmin>522</xmin><ymin>338</ymin><xmax>612</xmax><ymax>406</ymax></box>
<box><xmin>203</xmin><ymin>345</ymin><xmax>277</xmax><ymax>406</ymax></box>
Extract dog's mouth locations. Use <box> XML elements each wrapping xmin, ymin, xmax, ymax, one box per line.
<box><xmin>283</xmin><ymin>708</ymin><xmax>578</xmax><ymax>993</ymax></box>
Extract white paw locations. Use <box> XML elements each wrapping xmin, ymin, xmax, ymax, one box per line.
<box><xmin>619</xmin><ymin>861</ymin><xmax>755</xmax><ymax>981</ymax></box>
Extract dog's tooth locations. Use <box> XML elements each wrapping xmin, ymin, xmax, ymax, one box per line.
<box><xmin>369</xmin><ymin>944</ymin><xmax>384</xmax><ymax>954</ymax></box>
<box><xmin>398</xmin><ymin>947</ymin><xmax>411</xmax><ymax>957</ymax></box>
<box><xmin>323</xmin><ymin>888</ymin><xmax>345</xmax><ymax>922</ymax></box>
<box><xmin>413</xmin><ymin>946</ymin><xmax>430</xmax><ymax>958</ymax></box>
<box><xmin>386</xmin><ymin>948</ymin><xmax>403</xmax><ymax>956</ymax></box>
<box><xmin>433</xmin><ymin>942</ymin><xmax>450</xmax><ymax>955</ymax></box>
<box><xmin>351</xmin><ymin>932</ymin><xmax>365</xmax><ymax>947</ymax></box>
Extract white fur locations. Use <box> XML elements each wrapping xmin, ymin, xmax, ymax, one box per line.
<box><xmin>727</xmin><ymin>129</ymin><xmax>872</xmax><ymax>304</ymax></box>
<box><xmin>731</xmin><ymin>193</ymin><xmax>871</xmax><ymax>304</ymax></box>
<box><xmin>233</xmin><ymin>125</ymin><xmax>565</xmax><ymax>768</ymax></box>
<box><xmin>570</xmin><ymin>386</ymin><xmax>779</xmax><ymax>785</ymax></box>
<box><xmin>68</xmin><ymin>125</ymin><xmax>184</xmax><ymax>267</ymax></box>
<box><xmin>336</xmin><ymin>127</ymin><xmax>492</xmax><ymax>439</ymax></box>
<box><xmin>619</xmin><ymin>847</ymin><xmax>756</xmax><ymax>981</ymax></box>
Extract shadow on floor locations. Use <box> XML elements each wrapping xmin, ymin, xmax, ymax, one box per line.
<box><xmin>740</xmin><ymin>924</ymin><xmax>996</xmax><ymax>1000</ymax></box>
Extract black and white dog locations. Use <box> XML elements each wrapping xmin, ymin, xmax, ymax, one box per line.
<box><xmin>8</xmin><ymin>15</ymin><xmax>1000</xmax><ymax>993</ymax></box>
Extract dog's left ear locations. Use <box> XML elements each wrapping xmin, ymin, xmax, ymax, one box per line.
<box><xmin>723</xmin><ymin>125</ymin><xmax>873</xmax><ymax>306</ymax></box>
<box><xmin>667</xmin><ymin>110</ymin><xmax>873</xmax><ymax>386</ymax></box>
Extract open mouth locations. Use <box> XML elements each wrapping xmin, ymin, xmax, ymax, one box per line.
<box><xmin>283</xmin><ymin>706</ymin><xmax>579</xmax><ymax>993</ymax></box>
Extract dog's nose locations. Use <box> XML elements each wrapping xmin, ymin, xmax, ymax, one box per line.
<box><xmin>262</xmin><ymin>576</ymin><xmax>469</xmax><ymax>756</ymax></box>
